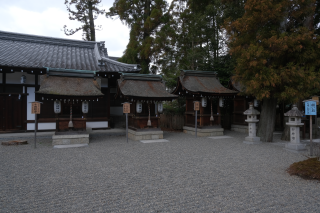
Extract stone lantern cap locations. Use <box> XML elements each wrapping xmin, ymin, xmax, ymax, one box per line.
<box><xmin>243</xmin><ymin>103</ymin><xmax>260</xmax><ymax>115</ymax></box>
<box><xmin>284</xmin><ymin>104</ymin><xmax>304</xmax><ymax>117</ymax></box>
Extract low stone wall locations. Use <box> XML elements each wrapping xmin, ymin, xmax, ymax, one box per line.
<box><xmin>52</xmin><ymin>134</ymin><xmax>89</xmax><ymax>145</ymax></box>
<box><xmin>183</xmin><ymin>126</ymin><xmax>224</xmax><ymax>137</ymax></box>
<box><xmin>231</xmin><ymin>125</ymin><xmax>248</xmax><ymax>133</ymax></box>
<box><xmin>128</xmin><ymin>129</ymin><xmax>163</xmax><ymax>141</ymax></box>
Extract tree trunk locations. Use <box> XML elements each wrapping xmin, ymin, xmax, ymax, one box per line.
<box><xmin>88</xmin><ymin>1</ymin><xmax>95</xmax><ymax>41</ymax></box>
<box><xmin>257</xmin><ymin>97</ymin><xmax>277</xmax><ymax>142</ymax></box>
<box><xmin>281</xmin><ymin>117</ymin><xmax>290</xmax><ymax>141</ymax></box>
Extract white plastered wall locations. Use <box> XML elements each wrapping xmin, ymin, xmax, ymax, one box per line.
<box><xmin>27</xmin><ymin>123</ymin><xmax>56</xmax><ymax>131</ymax></box>
<box><xmin>6</xmin><ymin>72</ymin><xmax>37</xmax><ymax>84</ymax></box>
<box><xmin>86</xmin><ymin>121</ymin><xmax>108</xmax><ymax>129</ymax></box>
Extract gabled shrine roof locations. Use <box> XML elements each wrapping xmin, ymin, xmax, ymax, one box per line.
<box><xmin>173</xmin><ymin>70</ymin><xmax>237</xmax><ymax>95</ymax></box>
<box><xmin>0</xmin><ymin>30</ymin><xmax>140</xmax><ymax>73</ymax></box>
<box><xmin>116</xmin><ymin>73</ymin><xmax>178</xmax><ymax>101</ymax></box>
<box><xmin>229</xmin><ymin>76</ymin><xmax>245</xmax><ymax>92</ymax></box>
<box><xmin>37</xmin><ymin>75</ymin><xmax>103</xmax><ymax>97</ymax></box>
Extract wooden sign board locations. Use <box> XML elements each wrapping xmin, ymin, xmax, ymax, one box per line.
<box><xmin>194</xmin><ymin>101</ymin><xmax>200</xmax><ymax>111</ymax></box>
<box><xmin>31</xmin><ymin>102</ymin><xmax>41</xmax><ymax>114</ymax></box>
<box><xmin>123</xmin><ymin>103</ymin><xmax>130</xmax><ymax>114</ymax></box>
<box><xmin>312</xmin><ymin>96</ymin><xmax>319</xmax><ymax>105</ymax></box>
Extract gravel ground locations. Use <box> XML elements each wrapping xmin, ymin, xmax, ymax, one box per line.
<box><xmin>0</xmin><ymin>130</ymin><xmax>319</xmax><ymax>213</ymax></box>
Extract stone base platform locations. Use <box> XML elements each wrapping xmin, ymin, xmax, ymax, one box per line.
<box><xmin>128</xmin><ymin>129</ymin><xmax>163</xmax><ymax>141</ymax></box>
<box><xmin>183</xmin><ymin>126</ymin><xmax>224</xmax><ymax>137</ymax></box>
<box><xmin>285</xmin><ymin>142</ymin><xmax>306</xmax><ymax>151</ymax></box>
<box><xmin>231</xmin><ymin>125</ymin><xmax>248</xmax><ymax>133</ymax></box>
<box><xmin>52</xmin><ymin>133</ymin><xmax>89</xmax><ymax>146</ymax></box>
<box><xmin>243</xmin><ymin>136</ymin><xmax>261</xmax><ymax>144</ymax></box>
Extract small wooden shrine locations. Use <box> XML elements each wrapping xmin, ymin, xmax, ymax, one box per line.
<box><xmin>115</xmin><ymin>73</ymin><xmax>178</xmax><ymax>140</ymax></box>
<box><xmin>172</xmin><ymin>70</ymin><xmax>237</xmax><ymax>136</ymax></box>
<box><xmin>37</xmin><ymin>69</ymin><xmax>104</xmax><ymax>132</ymax></box>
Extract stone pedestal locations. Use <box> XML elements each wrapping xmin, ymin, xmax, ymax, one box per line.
<box><xmin>243</xmin><ymin>122</ymin><xmax>261</xmax><ymax>144</ymax></box>
<box><xmin>52</xmin><ymin>133</ymin><xmax>89</xmax><ymax>146</ymax></box>
<box><xmin>284</xmin><ymin>105</ymin><xmax>305</xmax><ymax>151</ymax></box>
<box><xmin>128</xmin><ymin>129</ymin><xmax>163</xmax><ymax>141</ymax></box>
<box><xmin>243</xmin><ymin>103</ymin><xmax>261</xmax><ymax>144</ymax></box>
<box><xmin>183</xmin><ymin>126</ymin><xmax>224</xmax><ymax>137</ymax></box>
<box><xmin>285</xmin><ymin>125</ymin><xmax>306</xmax><ymax>151</ymax></box>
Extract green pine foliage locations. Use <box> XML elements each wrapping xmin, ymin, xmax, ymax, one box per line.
<box><xmin>107</xmin><ymin>0</ymin><xmax>170</xmax><ymax>74</ymax></box>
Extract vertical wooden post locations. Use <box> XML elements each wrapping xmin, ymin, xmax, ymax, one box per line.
<box><xmin>35</xmin><ymin>74</ymin><xmax>38</xmax><ymax>91</ymax></box>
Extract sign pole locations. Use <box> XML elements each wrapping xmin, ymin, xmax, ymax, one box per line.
<box><xmin>310</xmin><ymin>115</ymin><xmax>313</xmax><ymax>156</ymax></box>
<box><xmin>34</xmin><ymin>114</ymin><xmax>37</xmax><ymax>149</ymax></box>
<box><xmin>195</xmin><ymin>110</ymin><xmax>198</xmax><ymax>138</ymax></box>
<box><xmin>304</xmin><ymin>99</ymin><xmax>317</xmax><ymax>156</ymax></box>
<box><xmin>194</xmin><ymin>101</ymin><xmax>199</xmax><ymax>138</ymax></box>
<box><xmin>30</xmin><ymin>101</ymin><xmax>42</xmax><ymax>149</ymax></box>
<box><xmin>122</xmin><ymin>102</ymin><xmax>131</xmax><ymax>143</ymax></box>
<box><xmin>126</xmin><ymin>113</ymin><xmax>128</xmax><ymax>143</ymax></box>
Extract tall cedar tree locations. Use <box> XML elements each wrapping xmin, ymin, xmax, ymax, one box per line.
<box><xmin>107</xmin><ymin>0</ymin><xmax>169</xmax><ymax>74</ymax></box>
<box><xmin>224</xmin><ymin>0</ymin><xmax>320</xmax><ymax>142</ymax></box>
<box><xmin>155</xmin><ymin>0</ymin><xmax>231</xmax><ymax>88</ymax></box>
<box><xmin>63</xmin><ymin>0</ymin><xmax>105</xmax><ymax>41</ymax></box>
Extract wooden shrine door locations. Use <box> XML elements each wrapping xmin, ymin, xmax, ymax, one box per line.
<box><xmin>0</xmin><ymin>95</ymin><xmax>25</xmax><ymax>131</ymax></box>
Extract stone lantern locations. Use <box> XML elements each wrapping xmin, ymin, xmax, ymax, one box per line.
<box><xmin>284</xmin><ymin>104</ymin><xmax>305</xmax><ymax>151</ymax></box>
<box><xmin>243</xmin><ymin>103</ymin><xmax>261</xmax><ymax>144</ymax></box>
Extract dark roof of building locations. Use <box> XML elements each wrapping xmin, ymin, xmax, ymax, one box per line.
<box><xmin>117</xmin><ymin>73</ymin><xmax>178</xmax><ymax>100</ymax></box>
<box><xmin>173</xmin><ymin>70</ymin><xmax>237</xmax><ymax>95</ymax></box>
<box><xmin>0</xmin><ymin>30</ymin><xmax>140</xmax><ymax>72</ymax></box>
<box><xmin>37</xmin><ymin>75</ymin><xmax>103</xmax><ymax>96</ymax></box>
<box><xmin>229</xmin><ymin>76</ymin><xmax>245</xmax><ymax>92</ymax></box>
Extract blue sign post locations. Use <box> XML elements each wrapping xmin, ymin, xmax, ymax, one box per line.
<box><xmin>305</xmin><ymin>101</ymin><xmax>317</xmax><ymax>156</ymax></box>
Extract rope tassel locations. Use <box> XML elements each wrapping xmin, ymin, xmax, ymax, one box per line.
<box><xmin>68</xmin><ymin>104</ymin><xmax>74</xmax><ymax>128</ymax></box>
<box><xmin>210</xmin><ymin>100</ymin><xmax>214</xmax><ymax>122</ymax></box>
<box><xmin>147</xmin><ymin>104</ymin><xmax>151</xmax><ymax>126</ymax></box>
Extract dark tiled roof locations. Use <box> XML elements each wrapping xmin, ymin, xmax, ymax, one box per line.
<box><xmin>230</xmin><ymin>76</ymin><xmax>245</xmax><ymax>92</ymax></box>
<box><xmin>0</xmin><ymin>30</ymin><xmax>140</xmax><ymax>72</ymax></box>
<box><xmin>37</xmin><ymin>75</ymin><xmax>103</xmax><ymax>96</ymax></box>
<box><xmin>117</xmin><ymin>73</ymin><xmax>178</xmax><ymax>100</ymax></box>
<box><xmin>174</xmin><ymin>70</ymin><xmax>237</xmax><ymax>95</ymax></box>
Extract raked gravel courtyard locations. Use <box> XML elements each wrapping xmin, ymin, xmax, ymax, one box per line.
<box><xmin>0</xmin><ymin>130</ymin><xmax>319</xmax><ymax>212</ymax></box>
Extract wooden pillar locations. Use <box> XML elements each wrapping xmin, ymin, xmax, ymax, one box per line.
<box><xmin>55</xmin><ymin>114</ymin><xmax>59</xmax><ymax>132</ymax></box>
<box><xmin>35</xmin><ymin>74</ymin><xmax>39</xmax><ymax>91</ymax></box>
<box><xmin>2</xmin><ymin>72</ymin><xmax>6</xmax><ymax>93</ymax></box>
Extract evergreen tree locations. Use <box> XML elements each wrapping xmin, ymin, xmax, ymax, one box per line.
<box><xmin>63</xmin><ymin>0</ymin><xmax>105</xmax><ymax>41</ymax></box>
<box><xmin>107</xmin><ymin>0</ymin><xmax>170</xmax><ymax>73</ymax></box>
<box><xmin>224</xmin><ymin>0</ymin><xmax>320</xmax><ymax>142</ymax></box>
<box><xmin>155</xmin><ymin>0</ymin><xmax>228</xmax><ymax>84</ymax></box>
